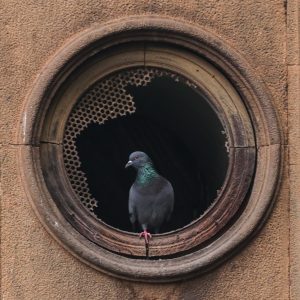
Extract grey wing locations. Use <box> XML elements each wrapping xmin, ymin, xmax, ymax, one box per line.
<box><xmin>165</xmin><ymin>183</ymin><xmax>174</xmax><ymax>222</ymax></box>
<box><xmin>153</xmin><ymin>179</ymin><xmax>174</xmax><ymax>229</ymax></box>
<box><xmin>162</xmin><ymin>181</ymin><xmax>174</xmax><ymax>221</ymax></box>
<box><xmin>128</xmin><ymin>186</ymin><xmax>137</xmax><ymax>225</ymax></box>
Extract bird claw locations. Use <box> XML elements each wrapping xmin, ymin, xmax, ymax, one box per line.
<box><xmin>139</xmin><ymin>230</ymin><xmax>152</xmax><ymax>244</ymax></box>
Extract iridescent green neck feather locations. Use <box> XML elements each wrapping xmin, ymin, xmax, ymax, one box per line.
<box><xmin>136</xmin><ymin>162</ymin><xmax>158</xmax><ymax>185</ymax></box>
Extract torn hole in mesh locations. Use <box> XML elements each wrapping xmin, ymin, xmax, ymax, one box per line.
<box><xmin>63</xmin><ymin>66</ymin><xmax>228</xmax><ymax>233</ymax></box>
<box><xmin>63</xmin><ymin>68</ymin><xmax>181</xmax><ymax>212</ymax></box>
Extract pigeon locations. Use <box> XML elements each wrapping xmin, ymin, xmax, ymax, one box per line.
<box><xmin>125</xmin><ymin>151</ymin><xmax>174</xmax><ymax>244</ymax></box>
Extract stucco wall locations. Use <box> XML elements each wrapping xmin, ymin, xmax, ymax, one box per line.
<box><xmin>1</xmin><ymin>1</ymin><xmax>298</xmax><ymax>299</ymax></box>
<box><xmin>288</xmin><ymin>1</ymin><xmax>300</xmax><ymax>299</ymax></box>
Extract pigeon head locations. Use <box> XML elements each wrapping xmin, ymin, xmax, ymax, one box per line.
<box><xmin>125</xmin><ymin>151</ymin><xmax>152</xmax><ymax>169</ymax></box>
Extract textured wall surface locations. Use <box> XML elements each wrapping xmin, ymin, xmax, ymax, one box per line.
<box><xmin>0</xmin><ymin>1</ymin><xmax>297</xmax><ymax>299</ymax></box>
<box><xmin>288</xmin><ymin>1</ymin><xmax>300</xmax><ymax>299</ymax></box>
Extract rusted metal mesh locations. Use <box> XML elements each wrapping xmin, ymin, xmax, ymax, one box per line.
<box><xmin>63</xmin><ymin>68</ymin><xmax>182</xmax><ymax>212</ymax></box>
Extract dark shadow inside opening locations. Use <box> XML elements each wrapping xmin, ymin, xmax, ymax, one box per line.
<box><xmin>75</xmin><ymin>74</ymin><xmax>228</xmax><ymax>233</ymax></box>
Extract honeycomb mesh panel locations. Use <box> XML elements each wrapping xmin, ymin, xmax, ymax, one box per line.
<box><xmin>63</xmin><ymin>67</ymin><xmax>181</xmax><ymax>212</ymax></box>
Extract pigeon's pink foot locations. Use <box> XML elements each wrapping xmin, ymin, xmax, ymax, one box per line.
<box><xmin>139</xmin><ymin>230</ymin><xmax>152</xmax><ymax>244</ymax></box>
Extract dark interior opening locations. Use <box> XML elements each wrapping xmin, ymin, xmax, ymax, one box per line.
<box><xmin>75</xmin><ymin>72</ymin><xmax>228</xmax><ymax>233</ymax></box>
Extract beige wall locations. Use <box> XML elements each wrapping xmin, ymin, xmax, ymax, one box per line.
<box><xmin>1</xmin><ymin>1</ymin><xmax>298</xmax><ymax>299</ymax></box>
<box><xmin>288</xmin><ymin>1</ymin><xmax>300</xmax><ymax>299</ymax></box>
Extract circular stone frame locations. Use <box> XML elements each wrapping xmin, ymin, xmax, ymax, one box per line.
<box><xmin>39</xmin><ymin>44</ymin><xmax>256</xmax><ymax>258</ymax></box>
<box><xmin>19</xmin><ymin>16</ymin><xmax>282</xmax><ymax>282</ymax></box>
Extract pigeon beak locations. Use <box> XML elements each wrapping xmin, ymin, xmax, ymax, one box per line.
<box><xmin>125</xmin><ymin>160</ymin><xmax>133</xmax><ymax>168</ymax></box>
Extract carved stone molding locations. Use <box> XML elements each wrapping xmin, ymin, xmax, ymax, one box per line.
<box><xmin>19</xmin><ymin>16</ymin><xmax>282</xmax><ymax>282</ymax></box>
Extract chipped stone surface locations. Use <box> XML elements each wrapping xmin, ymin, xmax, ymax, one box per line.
<box><xmin>0</xmin><ymin>0</ymin><xmax>294</xmax><ymax>299</ymax></box>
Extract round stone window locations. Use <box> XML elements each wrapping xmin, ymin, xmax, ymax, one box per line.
<box><xmin>64</xmin><ymin>66</ymin><xmax>229</xmax><ymax>234</ymax></box>
<box><xmin>20</xmin><ymin>17</ymin><xmax>281</xmax><ymax>281</ymax></box>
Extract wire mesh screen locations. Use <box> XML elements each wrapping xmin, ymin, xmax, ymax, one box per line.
<box><xmin>63</xmin><ymin>68</ymin><xmax>182</xmax><ymax>212</ymax></box>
